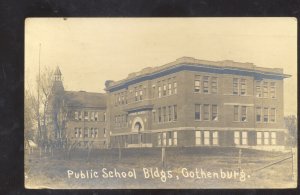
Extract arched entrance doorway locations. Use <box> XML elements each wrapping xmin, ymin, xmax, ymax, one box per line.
<box><xmin>131</xmin><ymin>117</ymin><xmax>144</xmax><ymax>132</ymax></box>
<box><xmin>131</xmin><ymin>117</ymin><xmax>144</xmax><ymax>145</ymax></box>
<box><xmin>134</xmin><ymin>122</ymin><xmax>142</xmax><ymax>132</ymax></box>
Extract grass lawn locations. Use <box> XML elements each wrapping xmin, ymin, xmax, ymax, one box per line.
<box><xmin>25</xmin><ymin>147</ymin><xmax>297</xmax><ymax>189</ymax></box>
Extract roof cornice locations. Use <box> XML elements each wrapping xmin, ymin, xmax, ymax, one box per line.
<box><xmin>106</xmin><ymin>63</ymin><xmax>290</xmax><ymax>92</ymax></box>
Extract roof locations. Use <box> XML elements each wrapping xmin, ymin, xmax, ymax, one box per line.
<box><xmin>64</xmin><ymin>91</ymin><xmax>106</xmax><ymax>108</ymax></box>
<box><xmin>105</xmin><ymin>57</ymin><xmax>291</xmax><ymax>92</ymax></box>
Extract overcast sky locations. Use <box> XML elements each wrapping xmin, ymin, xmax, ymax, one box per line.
<box><xmin>25</xmin><ymin>18</ymin><xmax>297</xmax><ymax>115</ymax></box>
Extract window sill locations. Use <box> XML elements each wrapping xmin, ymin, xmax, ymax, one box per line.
<box><xmin>193</xmin><ymin>92</ymin><xmax>218</xmax><ymax>95</ymax></box>
<box><xmin>156</xmin><ymin>120</ymin><xmax>177</xmax><ymax>124</ymax></box>
<box><xmin>255</xmin><ymin>97</ymin><xmax>277</xmax><ymax>99</ymax></box>
<box><xmin>224</xmin><ymin>94</ymin><xmax>252</xmax><ymax>97</ymax></box>
<box><xmin>194</xmin><ymin>120</ymin><xmax>219</xmax><ymax>122</ymax></box>
<box><xmin>256</xmin><ymin>121</ymin><xmax>276</xmax><ymax>124</ymax></box>
<box><xmin>156</xmin><ymin>93</ymin><xmax>178</xmax><ymax>99</ymax></box>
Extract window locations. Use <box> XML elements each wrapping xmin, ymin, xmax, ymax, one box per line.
<box><xmin>233</xmin><ymin>78</ymin><xmax>239</xmax><ymax>95</ymax></box>
<box><xmin>263</xmin><ymin>108</ymin><xmax>269</xmax><ymax>122</ymax></box>
<box><xmin>173</xmin><ymin>82</ymin><xmax>177</xmax><ymax>94</ymax></box>
<box><xmin>194</xmin><ymin>80</ymin><xmax>201</xmax><ymax>93</ymax></box>
<box><xmin>79</xmin><ymin>112</ymin><xmax>82</xmax><ymax>120</ymax></box>
<box><xmin>211</xmin><ymin>77</ymin><xmax>218</xmax><ymax>94</ymax></box>
<box><xmin>103</xmin><ymin>112</ymin><xmax>106</xmax><ymax>122</ymax></box>
<box><xmin>195</xmin><ymin>131</ymin><xmax>201</xmax><ymax>145</ymax></box>
<box><xmin>90</xmin><ymin>112</ymin><xmax>94</xmax><ymax>121</ymax></box>
<box><xmin>144</xmin><ymin>87</ymin><xmax>147</xmax><ymax>98</ymax></box>
<box><xmin>212</xmin><ymin>131</ymin><xmax>218</xmax><ymax>145</ymax></box>
<box><xmin>90</xmin><ymin>128</ymin><xmax>94</xmax><ymax>138</ymax></box>
<box><xmin>167</xmin><ymin>132</ymin><xmax>172</xmax><ymax>145</ymax></box>
<box><xmin>158</xmin><ymin>133</ymin><xmax>161</xmax><ymax>146</ymax></box>
<box><xmin>212</xmin><ymin>105</ymin><xmax>218</xmax><ymax>121</ymax></box>
<box><xmin>163</xmin><ymin>83</ymin><xmax>167</xmax><ymax>96</ymax></box>
<box><xmin>118</xmin><ymin>95</ymin><xmax>121</xmax><ymax>104</ymax></box>
<box><xmin>203</xmin><ymin>104</ymin><xmax>209</xmax><ymax>120</ymax></box>
<box><xmin>121</xmin><ymin>93</ymin><xmax>124</xmax><ymax>104</ymax></box>
<box><xmin>241</xmin><ymin>131</ymin><xmax>248</xmax><ymax>145</ymax></box>
<box><xmin>195</xmin><ymin>104</ymin><xmax>201</xmax><ymax>120</ymax></box>
<box><xmin>270</xmin><ymin>82</ymin><xmax>276</xmax><ymax>98</ymax></box>
<box><xmin>158</xmin><ymin>108</ymin><xmax>162</xmax><ymax>123</ymax></box>
<box><xmin>204</xmin><ymin>131</ymin><xmax>210</xmax><ymax>145</ymax></box>
<box><xmin>94</xmin><ymin>128</ymin><xmax>98</xmax><ymax>138</ymax></box>
<box><xmin>241</xmin><ymin>106</ymin><xmax>247</xmax><ymax>122</ymax></box>
<box><xmin>263</xmin><ymin>82</ymin><xmax>268</xmax><ymax>98</ymax></box>
<box><xmin>257</xmin><ymin>132</ymin><xmax>262</xmax><ymax>145</ymax></box>
<box><xmin>162</xmin><ymin>132</ymin><xmax>167</xmax><ymax>146</ymax></box>
<box><xmin>74</xmin><ymin>128</ymin><xmax>78</xmax><ymax>138</ymax></box>
<box><xmin>234</xmin><ymin>131</ymin><xmax>240</xmax><ymax>145</ymax></box>
<box><xmin>122</xmin><ymin>115</ymin><xmax>125</xmax><ymax>127</ymax></box>
<box><xmin>271</xmin><ymin>132</ymin><xmax>276</xmax><ymax>145</ymax></box>
<box><xmin>168</xmin><ymin>83</ymin><xmax>172</xmax><ymax>95</ymax></box>
<box><xmin>130</xmin><ymin>90</ymin><xmax>134</xmax><ymax>103</ymax></box>
<box><xmin>256</xmin><ymin>107</ymin><xmax>262</xmax><ymax>122</ymax></box>
<box><xmin>264</xmin><ymin>132</ymin><xmax>270</xmax><ymax>145</ymax></box>
<box><xmin>270</xmin><ymin>108</ymin><xmax>276</xmax><ymax>122</ymax></box>
<box><xmin>78</xmin><ymin>128</ymin><xmax>82</xmax><ymax>138</ymax></box>
<box><xmin>158</xmin><ymin>86</ymin><xmax>162</xmax><ymax>98</ymax></box>
<box><xmin>152</xmin><ymin>110</ymin><xmax>156</xmax><ymax>123</ymax></box>
<box><xmin>173</xmin><ymin>132</ymin><xmax>177</xmax><ymax>146</ymax></box>
<box><xmin>152</xmin><ymin>85</ymin><xmax>156</xmax><ymax>98</ymax></box>
<box><xmin>94</xmin><ymin>112</ymin><xmax>99</xmax><ymax>121</ymax></box>
<box><xmin>203</xmin><ymin>76</ymin><xmax>209</xmax><ymax>93</ymax></box>
<box><xmin>122</xmin><ymin>93</ymin><xmax>126</xmax><ymax>104</ymax></box>
<box><xmin>194</xmin><ymin>75</ymin><xmax>201</xmax><ymax>93</ymax></box>
<box><xmin>240</xmin><ymin>79</ymin><xmax>246</xmax><ymax>95</ymax></box>
<box><xmin>173</xmin><ymin>105</ymin><xmax>177</xmax><ymax>121</ymax></box>
<box><xmin>139</xmin><ymin>89</ymin><xmax>143</xmax><ymax>101</ymax></box>
<box><xmin>256</xmin><ymin>81</ymin><xmax>262</xmax><ymax>97</ymax></box>
<box><xmin>84</xmin><ymin>128</ymin><xmax>89</xmax><ymax>138</ymax></box>
<box><xmin>84</xmin><ymin>111</ymin><xmax>89</xmax><ymax>120</ymax></box>
<box><xmin>135</xmin><ymin>90</ymin><xmax>138</xmax><ymax>101</ymax></box>
<box><xmin>114</xmin><ymin>116</ymin><xmax>118</xmax><ymax>126</ymax></box>
<box><xmin>168</xmin><ymin>106</ymin><xmax>172</xmax><ymax>121</ymax></box>
<box><xmin>103</xmin><ymin>128</ymin><xmax>106</xmax><ymax>138</ymax></box>
<box><xmin>163</xmin><ymin>107</ymin><xmax>167</xmax><ymax>122</ymax></box>
<box><xmin>75</xmin><ymin>112</ymin><xmax>79</xmax><ymax>120</ymax></box>
<box><xmin>234</xmin><ymin>106</ymin><xmax>239</xmax><ymax>121</ymax></box>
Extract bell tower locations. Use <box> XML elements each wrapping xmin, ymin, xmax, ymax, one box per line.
<box><xmin>54</xmin><ymin>66</ymin><xmax>62</xmax><ymax>81</ymax></box>
<box><xmin>52</xmin><ymin>66</ymin><xmax>64</xmax><ymax>95</ymax></box>
<box><xmin>49</xmin><ymin>66</ymin><xmax>65</xmax><ymax>140</ymax></box>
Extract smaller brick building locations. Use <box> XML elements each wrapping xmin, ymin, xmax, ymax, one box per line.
<box><xmin>46</xmin><ymin>67</ymin><xmax>107</xmax><ymax>149</ymax></box>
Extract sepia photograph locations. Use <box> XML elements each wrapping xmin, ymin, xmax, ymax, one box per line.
<box><xmin>24</xmin><ymin>18</ymin><xmax>297</xmax><ymax>189</ymax></box>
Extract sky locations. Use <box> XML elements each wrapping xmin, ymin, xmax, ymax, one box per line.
<box><xmin>25</xmin><ymin>18</ymin><xmax>297</xmax><ymax>116</ymax></box>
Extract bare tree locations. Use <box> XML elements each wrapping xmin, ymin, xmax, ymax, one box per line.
<box><xmin>25</xmin><ymin>67</ymin><xmax>54</xmax><ymax>146</ymax></box>
<box><xmin>24</xmin><ymin>89</ymin><xmax>35</xmax><ymax>143</ymax></box>
<box><xmin>37</xmin><ymin>66</ymin><xmax>54</xmax><ymax>142</ymax></box>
